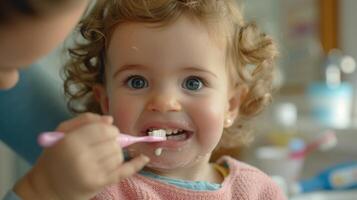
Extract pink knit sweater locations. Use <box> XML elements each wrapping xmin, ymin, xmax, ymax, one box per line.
<box><xmin>92</xmin><ymin>156</ymin><xmax>287</xmax><ymax>200</ymax></box>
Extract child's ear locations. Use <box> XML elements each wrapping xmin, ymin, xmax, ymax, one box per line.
<box><xmin>93</xmin><ymin>84</ymin><xmax>109</xmax><ymax>114</ymax></box>
<box><xmin>224</xmin><ymin>84</ymin><xmax>248</xmax><ymax>128</ymax></box>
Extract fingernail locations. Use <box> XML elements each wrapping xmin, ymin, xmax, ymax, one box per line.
<box><xmin>102</xmin><ymin>115</ymin><xmax>113</xmax><ymax>123</ymax></box>
<box><xmin>142</xmin><ymin>155</ymin><xmax>150</xmax><ymax>163</ymax></box>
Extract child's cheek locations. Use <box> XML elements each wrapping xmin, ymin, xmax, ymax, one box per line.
<box><xmin>191</xmin><ymin>99</ymin><xmax>225</xmax><ymax>150</ymax></box>
<box><xmin>109</xmin><ymin>98</ymin><xmax>137</xmax><ymax>134</ymax></box>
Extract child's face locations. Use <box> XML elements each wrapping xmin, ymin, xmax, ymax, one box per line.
<box><xmin>96</xmin><ymin>15</ymin><xmax>240</xmax><ymax>172</ymax></box>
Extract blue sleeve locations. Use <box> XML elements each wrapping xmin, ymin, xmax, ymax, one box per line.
<box><xmin>0</xmin><ymin>65</ymin><xmax>72</xmax><ymax>164</ymax></box>
<box><xmin>2</xmin><ymin>191</ymin><xmax>21</xmax><ymax>200</ymax></box>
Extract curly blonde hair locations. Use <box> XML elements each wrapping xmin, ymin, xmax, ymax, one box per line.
<box><xmin>63</xmin><ymin>0</ymin><xmax>278</xmax><ymax>149</ymax></box>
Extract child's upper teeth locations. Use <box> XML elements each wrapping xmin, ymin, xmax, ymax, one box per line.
<box><xmin>147</xmin><ymin>128</ymin><xmax>184</xmax><ymax>136</ymax></box>
<box><xmin>166</xmin><ymin>129</ymin><xmax>183</xmax><ymax>135</ymax></box>
<box><xmin>166</xmin><ymin>129</ymin><xmax>172</xmax><ymax>135</ymax></box>
<box><xmin>148</xmin><ymin>129</ymin><xmax>166</xmax><ymax>138</ymax></box>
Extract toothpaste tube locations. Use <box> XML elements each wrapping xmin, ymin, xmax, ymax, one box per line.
<box><xmin>291</xmin><ymin>161</ymin><xmax>357</xmax><ymax>194</ymax></box>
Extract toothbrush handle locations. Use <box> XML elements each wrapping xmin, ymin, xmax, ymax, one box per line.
<box><xmin>118</xmin><ymin>134</ymin><xmax>136</xmax><ymax>148</ymax></box>
<box><xmin>38</xmin><ymin>131</ymin><xmax>129</xmax><ymax>148</ymax></box>
<box><xmin>118</xmin><ymin>134</ymin><xmax>166</xmax><ymax>147</ymax></box>
<box><xmin>38</xmin><ymin>132</ymin><xmax>161</xmax><ymax>148</ymax></box>
<box><xmin>38</xmin><ymin>131</ymin><xmax>65</xmax><ymax>147</ymax></box>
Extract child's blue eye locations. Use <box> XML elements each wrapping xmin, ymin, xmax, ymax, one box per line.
<box><xmin>126</xmin><ymin>75</ymin><xmax>148</xmax><ymax>89</ymax></box>
<box><xmin>182</xmin><ymin>76</ymin><xmax>203</xmax><ymax>91</ymax></box>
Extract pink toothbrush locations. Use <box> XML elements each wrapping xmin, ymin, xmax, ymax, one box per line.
<box><xmin>38</xmin><ymin>130</ymin><xmax>166</xmax><ymax>148</ymax></box>
<box><xmin>290</xmin><ymin>130</ymin><xmax>337</xmax><ymax>159</ymax></box>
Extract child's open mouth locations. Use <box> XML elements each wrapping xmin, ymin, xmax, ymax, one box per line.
<box><xmin>145</xmin><ymin>128</ymin><xmax>193</xmax><ymax>141</ymax></box>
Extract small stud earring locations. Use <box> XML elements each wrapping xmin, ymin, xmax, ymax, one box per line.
<box><xmin>225</xmin><ymin>118</ymin><xmax>233</xmax><ymax>127</ymax></box>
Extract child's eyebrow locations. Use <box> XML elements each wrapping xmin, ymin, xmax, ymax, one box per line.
<box><xmin>112</xmin><ymin>64</ymin><xmax>218</xmax><ymax>78</ymax></box>
<box><xmin>182</xmin><ymin>66</ymin><xmax>218</xmax><ymax>78</ymax></box>
<box><xmin>112</xmin><ymin>64</ymin><xmax>147</xmax><ymax>78</ymax></box>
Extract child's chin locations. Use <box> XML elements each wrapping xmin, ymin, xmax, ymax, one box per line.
<box><xmin>146</xmin><ymin>159</ymin><xmax>191</xmax><ymax>171</ymax></box>
<box><xmin>145</xmin><ymin>154</ymin><xmax>198</xmax><ymax>170</ymax></box>
<box><xmin>127</xmin><ymin>146</ymin><xmax>205</xmax><ymax>169</ymax></box>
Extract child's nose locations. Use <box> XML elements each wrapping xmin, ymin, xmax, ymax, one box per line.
<box><xmin>146</xmin><ymin>92</ymin><xmax>182</xmax><ymax>113</ymax></box>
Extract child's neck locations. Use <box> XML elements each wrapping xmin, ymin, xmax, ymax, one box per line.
<box><xmin>144</xmin><ymin>155</ymin><xmax>223</xmax><ymax>183</ymax></box>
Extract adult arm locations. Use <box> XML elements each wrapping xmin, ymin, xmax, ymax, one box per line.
<box><xmin>0</xmin><ymin>65</ymin><xmax>72</xmax><ymax>164</ymax></box>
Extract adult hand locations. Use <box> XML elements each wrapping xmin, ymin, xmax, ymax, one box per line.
<box><xmin>14</xmin><ymin>113</ymin><xmax>150</xmax><ymax>200</ymax></box>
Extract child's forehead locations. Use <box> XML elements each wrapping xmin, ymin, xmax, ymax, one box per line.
<box><xmin>108</xmin><ymin>14</ymin><xmax>228</xmax><ymax>51</ymax></box>
<box><xmin>103</xmin><ymin>16</ymin><xmax>229</xmax><ymax>78</ymax></box>
<box><xmin>107</xmin><ymin>15</ymin><xmax>228</xmax><ymax>59</ymax></box>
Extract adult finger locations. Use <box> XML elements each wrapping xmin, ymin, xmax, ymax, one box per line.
<box><xmin>67</xmin><ymin>123</ymin><xmax>119</xmax><ymax>146</ymax></box>
<box><xmin>93</xmin><ymin>140</ymin><xmax>123</xmax><ymax>162</ymax></box>
<box><xmin>111</xmin><ymin>155</ymin><xmax>150</xmax><ymax>183</ymax></box>
<box><xmin>57</xmin><ymin>113</ymin><xmax>113</xmax><ymax>133</ymax></box>
<box><xmin>100</xmin><ymin>151</ymin><xmax>124</xmax><ymax>174</ymax></box>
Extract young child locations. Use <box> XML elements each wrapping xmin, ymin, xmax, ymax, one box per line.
<box><xmin>63</xmin><ymin>0</ymin><xmax>285</xmax><ymax>199</ymax></box>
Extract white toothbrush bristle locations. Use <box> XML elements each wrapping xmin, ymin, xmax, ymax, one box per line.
<box><xmin>149</xmin><ymin>129</ymin><xmax>167</xmax><ymax>139</ymax></box>
<box><xmin>148</xmin><ymin>130</ymin><xmax>166</xmax><ymax>156</ymax></box>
